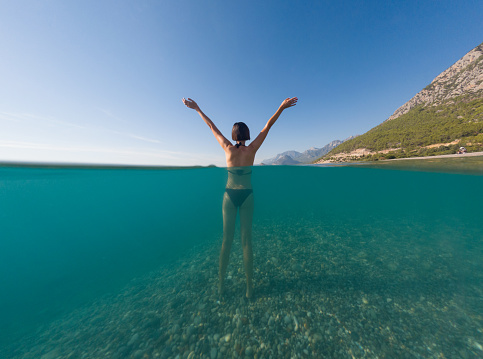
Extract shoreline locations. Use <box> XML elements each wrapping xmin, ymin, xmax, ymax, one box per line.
<box><xmin>381</xmin><ymin>151</ymin><xmax>483</xmax><ymax>162</ymax></box>
<box><xmin>316</xmin><ymin>151</ymin><xmax>483</xmax><ymax>165</ymax></box>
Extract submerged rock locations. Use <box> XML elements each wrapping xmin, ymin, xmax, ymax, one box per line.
<box><xmin>40</xmin><ymin>349</ymin><xmax>60</xmax><ymax>359</ymax></box>
<box><xmin>127</xmin><ymin>333</ymin><xmax>140</xmax><ymax>347</ymax></box>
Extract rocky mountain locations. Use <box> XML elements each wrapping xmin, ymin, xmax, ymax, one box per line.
<box><xmin>271</xmin><ymin>155</ymin><xmax>301</xmax><ymax>165</ymax></box>
<box><xmin>387</xmin><ymin>43</ymin><xmax>483</xmax><ymax>121</ymax></box>
<box><xmin>263</xmin><ymin>151</ymin><xmax>302</xmax><ymax>164</ymax></box>
<box><xmin>262</xmin><ymin>138</ymin><xmax>355</xmax><ymax>165</ymax></box>
<box><xmin>321</xmin><ymin>42</ymin><xmax>483</xmax><ymax>162</ymax></box>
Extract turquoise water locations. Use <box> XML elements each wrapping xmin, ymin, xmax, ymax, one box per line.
<box><xmin>0</xmin><ymin>164</ymin><xmax>482</xmax><ymax>358</ymax></box>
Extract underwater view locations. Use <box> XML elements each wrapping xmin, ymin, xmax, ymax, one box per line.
<box><xmin>0</xmin><ymin>163</ymin><xmax>482</xmax><ymax>358</ymax></box>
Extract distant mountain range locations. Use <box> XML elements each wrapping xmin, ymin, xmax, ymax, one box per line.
<box><xmin>261</xmin><ymin>137</ymin><xmax>356</xmax><ymax>165</ymax></box>
<box><xmin>321</xmin><ymin>41</ymin><xmax>483</xmax><ymax>162</ymax></box>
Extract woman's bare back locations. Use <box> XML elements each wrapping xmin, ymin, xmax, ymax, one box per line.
<box><xmin>224</xmin><ymin>143</ymin><xmax>256</xmax><ymax>167</ymax></box>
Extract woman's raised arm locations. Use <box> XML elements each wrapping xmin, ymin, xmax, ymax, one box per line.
<box><xmin>249</xmin><ymin>97</ymin><xmax>297</xmax><ymax>152</ymax></box>
<box><xmin>182</xmin><ymin>98</ymin><xmax>232</xmax><ymax>150</ymax></box>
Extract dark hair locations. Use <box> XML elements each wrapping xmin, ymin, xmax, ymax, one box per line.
<box><xmin>232</xmin><ymin>122</ymin><xmax>250</xmax><ymax>141</ymax></box>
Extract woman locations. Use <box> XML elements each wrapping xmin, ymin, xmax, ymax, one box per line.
<box><xmin>182</xmin><ymin>97</ymin><xmax>298</xmax><ymax>299</ymax></box>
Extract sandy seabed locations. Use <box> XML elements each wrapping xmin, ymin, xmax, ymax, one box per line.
<box><xmin>2</xmin><ymin>218</ymin><xmax>482</xmax><ymax>359</ymax></box>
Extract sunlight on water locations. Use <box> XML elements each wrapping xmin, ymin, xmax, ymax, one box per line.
<box><xmin>0</xmin><ymin>163</ymin><xmax>482</xmax><ymax>358</ymax></box>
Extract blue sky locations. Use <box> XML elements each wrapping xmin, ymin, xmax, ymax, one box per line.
<box><xmin>1</xmin><ymin>1</ymin><xmax>482</xmax><ymax>166</ymax></box>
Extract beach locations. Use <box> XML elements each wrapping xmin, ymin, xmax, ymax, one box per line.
<box><xmin>384</xmin><ymin>151</ymin><xmax>483</xmax><ymax>161</ymax></box>
<box><xmin>316</xmin><ymin>151</ymin><xmax>483</xmax><ymax>165</ymax></box>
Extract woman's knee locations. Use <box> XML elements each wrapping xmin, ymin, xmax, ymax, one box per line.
<box><xmin>222</xmin><ymin>237</ymin><xmax>233</xmax><ymax>249</ymax></box>
<box><xmin>241</xmin><ymin>235</ymin><xmax>252</xmax><ymax>248</ymax></box>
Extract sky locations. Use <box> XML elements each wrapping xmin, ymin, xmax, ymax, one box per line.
<box><xmin>1</xmin><ymin>1</ymin><xmax>482</xmax><ymax>167</ymax></box>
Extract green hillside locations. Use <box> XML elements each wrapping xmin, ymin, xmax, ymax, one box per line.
<box><xmin>322</xmin><ymin>95</ymin><xmax>483</xmax><ymax>161</ymax></box>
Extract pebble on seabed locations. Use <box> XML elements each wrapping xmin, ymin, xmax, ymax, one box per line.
<box><xmin>3</xmin><ymin>219</ymin><xmax>483</xmax><ymax>359</ymax></box>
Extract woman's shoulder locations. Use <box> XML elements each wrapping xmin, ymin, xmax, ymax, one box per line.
<box><xmin>226</xmin><ymin>144</ymin><xmax>255</xmax><ymax>154</ymax></box>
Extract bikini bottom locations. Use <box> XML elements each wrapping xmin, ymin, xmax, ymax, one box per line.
<box><xmin>225</xmin><ymin>188</ymin><xmax>253</xmax><ymax>208</ymax></box>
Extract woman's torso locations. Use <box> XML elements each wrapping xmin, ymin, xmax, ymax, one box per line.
<box><xmin>226</xmin><ymin>166</ymin><xmax>252</xmax><ymax>189</ymax></box>
<box><xmin>224</xmin><ymin>144</ymin><xmax>256</xmax><ymax>189</ymax></box>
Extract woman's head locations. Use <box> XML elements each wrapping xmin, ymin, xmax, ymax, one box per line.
<box><xmin>232</xmin><ymin>122</ymin><xmax>250</xmax><ymax>142</ymax></box>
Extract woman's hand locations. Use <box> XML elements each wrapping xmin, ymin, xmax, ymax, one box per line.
<box><xmin>182</xmin><ymin>98</ymin><xmax>200</xmax><ymax>111</ymax></box>
<box><xmin>280</xmin><ymin>97</ymin><xmax>298</xmax><ymax>110</ymax></box>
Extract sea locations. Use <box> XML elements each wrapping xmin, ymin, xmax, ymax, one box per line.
<box><xmin>0</xmin><ymin>158</ymin><xmax>482</xmax><ymax>358</ymax></box>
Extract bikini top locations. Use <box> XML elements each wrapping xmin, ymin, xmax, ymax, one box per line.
<box><xmin>235</xmin><ymin>142</ymin><xmax>245</xmax><ymax>148</ymax></box>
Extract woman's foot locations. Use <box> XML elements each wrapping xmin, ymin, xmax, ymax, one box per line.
<box><xmin>246</xmin><ymin>286</ymin><xmax>253</xmax><ymax>300</ymax></box>
<box><xmin>218</xmin><ymin>282</ymin><xmax>225</xmax><ymax>299</ymax></box>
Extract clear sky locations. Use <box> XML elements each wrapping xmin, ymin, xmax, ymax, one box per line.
<box><xmin>1</xmin><ymin>1</ymin><xmax>482</xmax><ymax>166</ymax></box>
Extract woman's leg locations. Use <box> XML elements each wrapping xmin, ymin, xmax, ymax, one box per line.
<box><xmin>239</xmin><ymin>193</ymin><xmax>254</xmax><ymax>299</ymax></box>
<box><xmin>219</xmin><ymin>192</ymin><xmax>236</xmax><ymax>296</ymax></box>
